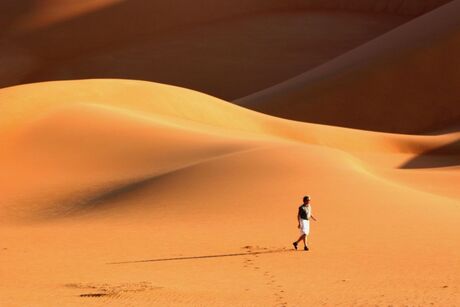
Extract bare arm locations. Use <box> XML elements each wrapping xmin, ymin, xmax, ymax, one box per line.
<box><xmin>297</xmin><ymin>213</ymin><xmax>301</xmax><ymax>228</ymax></box>
<box><xmin>311</xmin><ymin>215</ymin><xmax>317</xmax><ymax>221</ymax></box>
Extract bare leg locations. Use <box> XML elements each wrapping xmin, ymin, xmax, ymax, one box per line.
<box><xmin>303</xmin><ymin>235</ymin><xmax>307</xmax><ymax>248</ymax></box>
<box><xmin>295</xmin><ymin>234</ymin><xmax>306</xmax><ymax>244</ymax></box>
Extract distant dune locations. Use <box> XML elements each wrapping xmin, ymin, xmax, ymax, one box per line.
<box><xmin>238</xmin><ymin>0</ymin><xmax>460</xmax><ymax>133</ymax></box>
<box><xmin>0</xmin><ymin>0</ymin><xmax>450</xmax><ymax>99</ymax></box>
<box><xmin>1</xmin><ymin>79</ymin><xmax>459</xmax><ymax>305</ymax></box>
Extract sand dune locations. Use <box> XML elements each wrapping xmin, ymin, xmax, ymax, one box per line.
<box><xmin>2</xmin><ymin>0</ymin><xmax>447</xmax><ymax>98</ymax></box>
<box><xmin>238</xmin><ymin>0</ymin><xmax>460</xmax><ymax>133</ymax></box>
<box><xmin>0</xmin><ymin>102</ymin><xmax>260</xmax><ymax>220</ymax></box>
<box><xmin>1</xmin><ymin>79</ymin><xmax>459</xmax><ymax>305</ymax></box>
<box><xmin>1</xmin><ymin>2</ymin><xmax>458</xmax><ymax>305</ymax></box>
<box><xmin>1</xmin><ymin>79</ymin><xmax>457</xmax><ymax>154</ymax></box>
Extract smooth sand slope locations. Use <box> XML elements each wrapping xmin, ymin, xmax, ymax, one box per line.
<box><xmin>238</xmin><ymin>0</ymin><xmax>460</xmax><ymax>134</ymax></box>
<box><xmin>2</xmin><ymin>0</ymin><xmax>451</xmax><ymax>98</ymax></box>
<box><xmin>1</xmin><ymin>80</ymin><xmax>459</xmax><ymax>306</ymax></box>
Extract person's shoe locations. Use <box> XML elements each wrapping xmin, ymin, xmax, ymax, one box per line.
<box><xmin>293</xmin><ymin>242</ymin><xmax>298</xmax><ymax>250</ymax></box>
<box><xmin>304</xmin><ymin>245</ymin><xmax>309</xmax><ymax>251</ymax></box>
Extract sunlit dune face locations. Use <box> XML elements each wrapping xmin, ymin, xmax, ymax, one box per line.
<box><xmin>8</xmin><ymin>0</ymin><xmax>125</xmax><ymax>34</ymax></box>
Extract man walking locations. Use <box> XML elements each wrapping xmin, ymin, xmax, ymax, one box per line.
<box><xmin>293</xmin><ymin>195</ymin><xmax>317</xmax><ymax>251</ymax></box>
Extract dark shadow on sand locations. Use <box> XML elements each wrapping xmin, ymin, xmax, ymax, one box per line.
<box><xmin>107</xmin><ymin>248</ymin><xmax>293</xmax><ymax>265</ymax></box>
<box><xmin>0</xmin><ymin>0</ymin><xmax>37</xmax><ymax>36</ymax></box>
<box><xmin>400</xmin><ymin>139</ymin><xmax>460</xmax><ymax>169</ymax></box>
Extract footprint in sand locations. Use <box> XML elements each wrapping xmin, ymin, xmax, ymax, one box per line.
<box><xmin>79</xmin><ymin>293</ymin><xmax>108</xmax><ymax>298</ymax></box>
<box><xmin>240</xmin><ymin>246</ymin><xmax>288</xmax><ymax>306</ymax></box>
<box><xmin>65</xmin><ymin>281</ymin><xmax>160</xmax><ymax>299</ymax></box>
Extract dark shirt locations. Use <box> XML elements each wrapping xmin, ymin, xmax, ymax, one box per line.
<box><xmin>298</xmin><ymin>205</ymin><xmax>310</xmax><ymax>220</ymax></box>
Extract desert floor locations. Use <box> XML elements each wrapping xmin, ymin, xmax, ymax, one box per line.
<box><xmin>1</xmin><ymin>1</ymin><xmax>459</xmax><ymax>306</ymax></box>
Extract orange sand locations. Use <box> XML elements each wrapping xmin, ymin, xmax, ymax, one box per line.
<box><xmin>1</xmin><ymin>79</ymin><xmax>459</xmax><ymax>306</ymax></box>
<box><xmin>1</xmin><ymin>1</ymin><xmax>459</xmax><ymax>306</ymax></box>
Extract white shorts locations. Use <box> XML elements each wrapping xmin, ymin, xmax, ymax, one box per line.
<box><xmin>299</xmin><ymin>219</ymin><xmax>310</xmax><ymax>235</ymax></box>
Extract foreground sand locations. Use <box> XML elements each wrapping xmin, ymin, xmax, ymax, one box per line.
<box><xmin>1</xmin><ymin>80</ymin><xmax>459</xmax><ymax>306</ymax></box>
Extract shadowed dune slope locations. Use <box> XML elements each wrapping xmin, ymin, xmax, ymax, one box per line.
<box><xmin>0</xmin><ymin>79</ymin><xmax>459</xmax><ymax>306</ymax></box>
<box><xmin>238</xmin><ymin>0</ymin><xmax>460</xmax><ymax>134</ymax></box>
<box><xmin>306</xmin><ymin>0</ymin><xmax>451</xmax><ymax>15</ymax></box>
<box><xmin>1</xmin><ymin>0</ymin><xmax>449</xmax><ymax>98</ymax></box>
<box><xmin>28</xmin><ymin>11</ymin><xmax>408</xmax><ymax>100</ymax></box>
<box><xmin>0</xmin><ymin>102</ymin><xmax>262</xmax><ymax>220</ymax></box>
